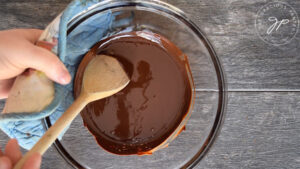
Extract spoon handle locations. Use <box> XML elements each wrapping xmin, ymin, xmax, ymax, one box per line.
<box><xmin>14</xmin><ymin>93</ymin><xmax>88</xmax><ymax>169</ymax></box>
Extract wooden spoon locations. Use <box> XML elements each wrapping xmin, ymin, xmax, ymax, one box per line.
<box><xmin>14</xmin><ymin>55</ymin><xmax>130</xmax><ymax>169</ymax></box>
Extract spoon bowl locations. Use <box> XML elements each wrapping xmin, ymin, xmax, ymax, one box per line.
<box><xmin>14</xmin><ymin>55</ymin><xmax>130</xmax><ymax>169</ymax></box>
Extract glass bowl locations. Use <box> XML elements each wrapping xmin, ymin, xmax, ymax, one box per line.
<box><xmin>45</xmin><ymin>0</ymin><xmax>227</xmax><ymax>168</ymax></box>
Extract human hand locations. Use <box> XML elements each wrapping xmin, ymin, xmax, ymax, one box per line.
<box><xmin>0</xmin><ymin>139</ymin><xmax>41</xmax><ymax>169</ymax></box>
<box><xmin>0</xmin><ymin>29</ymin><xmax>71</xmax><ymax>99</ymax></box>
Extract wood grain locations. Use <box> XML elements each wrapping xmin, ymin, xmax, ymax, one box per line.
<box><xmin>2</xmin><ymin>92</ymin><xmax>300</xmax><ymax>169</ymax></box>
<box><xmin>196</xmin><ymin>92</ymin><xmax>300</xmax><ymax>169</ymax></box>
<box><xmin>0</xmin><ymin>0</ymin><xmax>299</xmax><ymax>169</ymax></box>
<box><xmin>0</xmin><ymin>0</ymin><xmax>299</xmax><ymax>90</ymax></box>
<box><xmin>0</xmin><ymin>99</ymin><xmax>72</xmax><ymax>169</ymax></box>
<box><xmin>0</xmin><ymin>0</ymin><xmax>69</xmax><ymax>30</ymax></box>
<box><xmin>164</xmin><ymin>0</ymin><xmax>300</xmax><ymax>90</ymax></box>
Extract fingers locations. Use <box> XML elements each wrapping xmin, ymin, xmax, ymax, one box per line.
<box><xmin>22</xmin><ymin>29</ymin><xmax>43</xmax><ymax>43</ymax></box>
<box><xmin>0</xmin><ymin>145</ymin><xmax>12</xmax><ymax>169</ymax></box>
<box><xmin>0</xmin><ymin>29</ymin><xmax>71</xmax><ymax>85</ymax></box>
<box><xmin>0</xmin><ymin>146</ymin><xmax>3</xmax><ymax>156</ymax></box>
<box><xmin>23</xmin><ymin>45</ymin><xmax>71</xmax><ymax>85</ymax></box>
<box><xmin>0</xmin><ymin>156</ymin><xmax>12</xmax><ymax>169</ymax></box>
<box><xmin>12</xmin><ymin>29</ymin><xmax>43</xmax><ymax>44</ymax></box>
<box><xmin>0</xmin><ymin>78</ymin><xmax>15</xmax><ymax>99</ymax></box>
<box><xmin>0</xmin><ymin>146</ymin><xmax>11</xmax><ymax>169</ymax></box>
<box><xmin>22</xmin><ymin>153</ymin><xmax>41</xmax><ymax>169</ymax></box>
<box><xmin>1</xmin><ymin>140</ymin><xmax>41</xmax><ymax>169</ymax></box>
<box><xmin>4</xmin><ymin>139</ymin><xmax>22</xmax><ymax>165</ymax></box>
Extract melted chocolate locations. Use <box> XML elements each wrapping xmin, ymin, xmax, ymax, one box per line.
<box><xmin>74</xmin><ymin>31</ymin><xmax>193</xmax><ymax>155</ymax></box>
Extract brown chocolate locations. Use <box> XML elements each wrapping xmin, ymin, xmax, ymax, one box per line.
<box><xmin>74</xmin><ymin>31</ymin><xmax>193</xmax><ymax>155</ymax></box>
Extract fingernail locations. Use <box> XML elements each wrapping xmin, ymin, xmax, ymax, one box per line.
<box><xmin>0</xmin><ymin>157</ymin><xmax>12</xmax><ymax>169</ymax></box>
<box><xmin>58</xmin><ymin>71</ymin><xmax>71</xmax><ymax>85</ymax></box>
<box><xmin>31</xmin><ymin>153</ymin><xmax>42</xmax><ymax>169</ymax></box>
<box><xmin>8</xmin><ymin>139</ymin><xmax>18</xmax><ymax>146</ymax></box>
<box><xmin>11</xmin><ymin>138</ymin><xmax>17</xmax><ymax>143</ymax></box>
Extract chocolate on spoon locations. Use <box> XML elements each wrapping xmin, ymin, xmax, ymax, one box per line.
<box><xmin>14</xmin><ymin>54</ymin><xmax>130</xmax><ymax>169</ymax></box>
<box><xmin>74</xmin><ymin>31</ymin><xmax>194</xmax><ymax>155</ymax></box>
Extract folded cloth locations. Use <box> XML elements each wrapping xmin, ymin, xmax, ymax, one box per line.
<box><xmin>0</xmin><ymin>0</ymin><xmax>132</xmax><ymax>150</ymax></box>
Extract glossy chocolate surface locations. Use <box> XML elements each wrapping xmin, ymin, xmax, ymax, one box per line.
<box><xmin>74</xmin><ymin>32</ymin><xmax>193</xmax><ymax>155</ymax></box>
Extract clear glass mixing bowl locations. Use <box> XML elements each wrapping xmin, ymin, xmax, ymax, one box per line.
<box><xmin>45</xmin><ymin>0</ymin><xmax>227</xmax><ymax>168</ymax></box>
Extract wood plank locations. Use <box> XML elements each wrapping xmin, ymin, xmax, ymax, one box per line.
<box><xmin>0</xmin><ymin>1</ymin><xmax>69</xmax><ymax>30</ymax></box>
<box><xmin>196</xmin><ymin>92</ymin><xmax>300</xmax><ymax>169</ymax></box>
<box><xmin>165</xmin><ymin>0</ymin><xmax>300</xmax><ymax>90</ymax></box>
<box><xmin>0</xmin><ymin>91</ymin><xmax>220</xmax><ymax>168</ymax></box>
<box><xmin>2</xmin><ymin>92</ymin><xmax>300</xmax><ymax>168</ymax></box>
<box><xmin>0</xmin><ymin>99</ymin><xmax>72</xmax><ymax>169</ymax></box>
<box><xmin>0</xmin><ymin>0</ymin><xmax>299</xmax><ymax>90</ymax></box>
<box><xmin>0</xmin><ymin>92</ymin><xmax>218</xmax><ymax>169</ymax></box>
<box><xmin>0</xmin><ymin>0</ymin><xmax>299</xmax><ymax>169</ymax></box>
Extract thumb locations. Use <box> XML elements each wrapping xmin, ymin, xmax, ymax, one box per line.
<box><xmin>23</xmin><ymin>45</ymin><xmax>71</xmax><ymax>85</ymax></box>
<box><xmin>0</xmin><ymin>157</ymin><xmax>12</xmax><ymax>169</ymax></box>
<box><xmin>21</xmin><ymin>153</ymin><xmax>41</xmax><ymax>169</ymax></box>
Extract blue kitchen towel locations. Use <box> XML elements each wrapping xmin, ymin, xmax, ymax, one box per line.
<box><xmin>0</xmin><ymin>0</ymin><xmax>132</xmax><ymax>150</ymax></box>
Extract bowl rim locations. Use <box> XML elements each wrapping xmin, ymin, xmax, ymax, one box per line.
<box><xmin>45</xmin><ymin>0</ymin><xmax>227</xmax><ymax>168</ymax></box>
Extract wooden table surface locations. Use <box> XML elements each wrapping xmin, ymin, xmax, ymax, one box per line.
<box><xmin>0</xmin><ymin>0</ymin><xmax>299</xmax><ymax>168</ymax></box>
